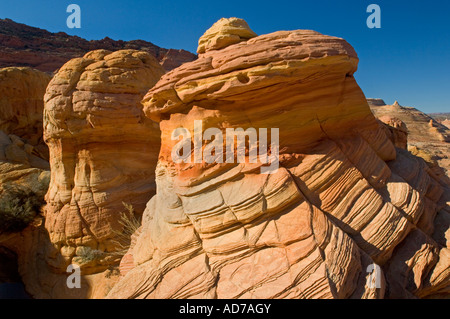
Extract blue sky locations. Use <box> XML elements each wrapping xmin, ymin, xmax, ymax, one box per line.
<box><xmin>1</xmin><ymin>0</ymin><xmax>449</xmax><ymax>113</ymax></box>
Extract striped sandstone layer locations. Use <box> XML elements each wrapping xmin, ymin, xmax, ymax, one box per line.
<box><xmin>43</xmin><ymin>49</ymin><xmax>164</xmax><ymax>274</ymax></box>
<box><xmin>109</xmin><ymin>19</ymin><xmax>449</xmax><ymax>299</ymax></box>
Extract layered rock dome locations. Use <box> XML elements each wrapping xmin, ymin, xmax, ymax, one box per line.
<box><xmin>43</xmin><ymin>49</ymin><xmax>165</xmax><ymax>274</ymax></box>
<box><xmin>107</xmin><ymin>18</ymin><xmax>449</xmax><ymax>298</ymax></box>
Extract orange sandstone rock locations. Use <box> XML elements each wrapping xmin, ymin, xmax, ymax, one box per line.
<box><xmin>197</xmin><ymin>17</ymin><xmax>257</xmax><ymax>54</ymax></box>
<box><xmin>43</xmin><ymin>49</ymin><xmax>164</xmax><ymax>274</ymax></box>
<box><xmin>108</xmin><ymin>19</ymin><xmax>449</xmax><ymax>299</ymax></box>
<box><xmin>378</xmin><ymin>115</ymin><xmax>408</xmax><ymax>149</ymax></box>
<box><xmin>0</xmin><ymin>66</ymin><xmax>50</xmax><ymax>242</ymax></box>
<box><xmin>0</xmin><ymin>67</ymin><xmax>51</xmax><ymax>158</ymax></box>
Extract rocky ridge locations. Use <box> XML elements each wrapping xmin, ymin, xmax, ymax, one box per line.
<box><xmin>0</xmin><ymin>18</ymin><xmax>197</xmax><ymax>73</ymax></box>
<box><xmin>369</xmin><ymin>100</ymin><xmax>450</xmax><ymax>181</ymax></box>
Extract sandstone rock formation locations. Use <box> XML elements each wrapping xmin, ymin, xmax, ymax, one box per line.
<box><xmin>197</xmin><ymin>17</ymin><xmax>257</xmax><ymax>54</ymax></box>
<box><xmin>0</xmin><ymin>18</ymin><xmax>197</xmax><ymax>73</ymax></box>
<box><xmin>108</xmin><ymin>19</ymin><xmax>449</xmax><ymax>299</ymax></box>
<box><xmin>443</xmin><ymin>119</ymin><xmax>450</xmax><ymax>128</ymax></box>
<box><xmin>43</xmin><ymin>49</ymin><xmax>164</xmax><ymax>275</ymax></box>
<box><xmin>369</xmin><ymin>100</ymin><xmax>450</xmax><ymax>181</ymax></box>
<box><xmin>0</xmin><ymin>130</ymin><xmax>49</xmax><ymax>254</ymax></box>
<box><xmin>0</xmin><ymin>68</ymin><xmax>51</xmax><ymax>297</ymax></box>
<box><xmin>366</xmin><ymin>98</ymin><xmax>386</xmax><ymax>107</ymax></box>
<box><xmin>0</xmin><ymin>130</ymin><xmax>49</xmax><ymax>190</ymax></box>
<box><xmin>369</xmin><ymin>100</ymin><xmax>450</xmax><ymax>145</ymax></box>
<box><xmin>428</xmin><ymin>113</ymin><xmax>450</xmax><ymax>128</ymax></box>
<box><xmin>0</xmin><ymin>67</ymin><xmax>51</xmax><ymax>159</ymax></box>
<box><xmin>377</xmin><ymin>115</ymin><xmax>408</xmax><ymax>150</ymax></box>
<box><xmin>0</xmin><ymin>66</ymin><xmax>50</xmax><ymax>233</ymax></box>
<box><xmin>0</xmin><ymin>217</ymin><xmax>122</xmax><ymax>299</ymax></box>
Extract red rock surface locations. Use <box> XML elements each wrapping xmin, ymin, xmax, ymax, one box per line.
<box><xmin>0</xmin><ymin>18</ymin><xmax>197</xmax><ymax>73</ymax></box>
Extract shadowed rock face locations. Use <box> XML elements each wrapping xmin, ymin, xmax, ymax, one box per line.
<box><xmin>0</xmin><ymin>68</ymin><xmax>52</xmax><ymax>298</ymax></box>
<box><xmin>0</xmin><ymin>67</ymin><xmax>51</xmax><ymax>158</ymax></box>
<box><xmin>43</xmin><ymin>49</ymin><xmax>165</xmax><ymax>274</ymax></box>
<box><xmin>0</xmin><ymin>67</ymin><xmax>52</xmax><ymax>231</ymax></box>
<box><xmin>377</xmin><ymin>115</ymin><xmax>408</xmax><ymax>150</ymax></box>
<box><xmin>108</xmin><ymin>18</ymin><xmax>449</xmax><ymax>299</ymax></box>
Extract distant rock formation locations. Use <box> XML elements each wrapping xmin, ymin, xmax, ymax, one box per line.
<box><xmin>428</xmin><ymin>113</ymin><xmax>450</xmax><ymax>128</ymax></box>
<box><xmin>0</xmin><ymin>18</ymin><xmax>197</xmax><ymax>73</ymax></box>
<box><xmin>369</xmin><ymin>100</ymin><xmax>449</xmax><ymax>144</ymax></box>
<box><xmin>366</xmin><ymin>98</ymin><xmax>386</xmax><ymax>106</ymax></box>
<box><xmin>43</xmin><ymin>49</ymin><xmax>164</xmax><ymax>275</ymax></box>
<box><xmin>443</xmin><ymin>119</ymin><xmax>450</xmax><ymax>128</ymax></box>
<box><xmin>107</xmin><ymin>18</ymin><xmax>449</xmax><ymax>299</ymax></box>
<box><xmin>369</xmin><ymin>99</ymin><xmax>450</xmax><ymax>180</ymax></box>
<box><xmin>377</xmin><ymin>115</ymin><xmax>408</xmax><ymax>149</ymax></box>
